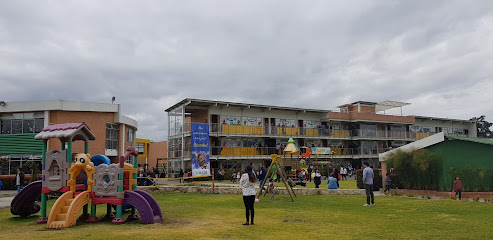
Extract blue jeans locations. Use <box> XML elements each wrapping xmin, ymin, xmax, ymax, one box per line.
<box><xmin>16</xmin><ymin>185</ymin><xmax>23</xmax><ymax>193</ymax></box>
<box><xmin>455</xmin><ymin>190</ymin><xmax>462</xmax><ymax>200</ymax></box>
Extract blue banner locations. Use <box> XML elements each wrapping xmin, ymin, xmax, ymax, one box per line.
<box><xmin>191</xmin><ymin>123</ymin><xmax>210</xmax><ymax>176</ymax></box>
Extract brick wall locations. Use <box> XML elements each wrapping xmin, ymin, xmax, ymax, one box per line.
<box><xmin>148</xmin><ymin>141</ymin><xmax>167</xmax><ymax>169</ymax></box>
<box><xmin>48</xmin><ymin>111</ymin><xmax>114</xmax><ymax>157</ymax></box>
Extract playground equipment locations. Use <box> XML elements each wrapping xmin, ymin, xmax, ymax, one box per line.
<box><xmin>10</xmin><ymin>122</ymin><xmax>162</xmax><ymax>229</ymax></box>
<box><xmin>257</xmin><ymin>154</ymin><xmax>297</xmax><ymax>202</ymax></box>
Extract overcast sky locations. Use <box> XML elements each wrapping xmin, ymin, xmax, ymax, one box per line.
<box><xmin>1</xmin><ymin>0</ymin><xmax>492</xmax><ymax>141</ymax></box>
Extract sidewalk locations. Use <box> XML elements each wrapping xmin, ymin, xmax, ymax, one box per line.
<box><xmin>0</xmin><ymin>190</ymin><xmax>17</xmax><ymax>209</ymax></box>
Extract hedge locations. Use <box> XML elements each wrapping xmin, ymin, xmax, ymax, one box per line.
<box><xmin>386</xmin><ymin>149</ymin><xmax>441</xmax><ymax>190</ymax></box>
<box><xmin>0</xmin><ymin>175</ymin><xmax>33</xmax><ymax>190</ymax></box>
<box><xmin>356</xmin><ymin>168</ymin><xmax>382</xmax><ymax>191</ymax></box>
<box><xmin>450</xmin><ymin>166</ymin><xmax>493</xmax><ymax>192</ymax></box>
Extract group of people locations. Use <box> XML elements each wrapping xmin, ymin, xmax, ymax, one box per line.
<box><xmin>138</xmin><ymin>167</ymin><xmax>165</xmax><ymax>178</ymax></box>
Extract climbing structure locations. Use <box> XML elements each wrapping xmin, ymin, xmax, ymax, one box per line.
<box><xmin>10</xmin><ymin>122</ymin><xmax>163</xmax><ymax>229</ymax></box>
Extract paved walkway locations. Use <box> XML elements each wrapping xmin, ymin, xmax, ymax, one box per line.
<box><xmin>0</xmin><ymin>190</ymin><xmax>17</xmax><ymax>209</ymax></box>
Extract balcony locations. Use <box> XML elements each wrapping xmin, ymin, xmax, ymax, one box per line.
<box><xmin>169</xmin><ymin>123</ymin><xmax>468</xmax><ymax>141</ymax></box>
<box><xmin>352</xmin><ymin>130</ymin><xmax>416</xmax><ymax>140</ymax></box>
<box><xmin>211</xmin><ymin>123</ymin><xmax>352</xmax><ymax>138</ymax></box>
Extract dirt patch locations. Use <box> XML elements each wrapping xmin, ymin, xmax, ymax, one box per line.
<box><xmin>283</xmin><ymin>218</ymin><xmax>306</xmax><ymax>223</ymax></box>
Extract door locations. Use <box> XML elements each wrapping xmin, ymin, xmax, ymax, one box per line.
<box><xmin>211</xmin><ymin>114</ymin><xmax>219</xmax><ymax>132</ymax></box>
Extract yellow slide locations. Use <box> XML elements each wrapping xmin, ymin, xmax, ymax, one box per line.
<box><xmin>47</xmin><ymin>191</ymin><xmax>90</xmax><ymax>229</ymax></box>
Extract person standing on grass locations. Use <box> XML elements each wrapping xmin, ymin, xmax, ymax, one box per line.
<box><xmin>384</xmin><ymin>173</ymin><xmax>391</xmax><ymax>193</ymax></box>
<box><xmin>268</xmin><ymin>178</ymin><xmax>275</xmax><ymax>199</ymax></box>
<box><xmin>333</xmin><ymin>167</ymin><xmax>340</xmax><ymax>188</ymax></box>
<box><xmin>313</xmin><ymin>169</ymin><xmax>321</xmax><ymax>188</ymax></box>
<box><xmin>240</xmin><ymin>165</ymin><xmax>256</xmax><ymax>226</ymax></box>
<box><xmin>363</xmin><ymin>162</ymin><xmax>374</xmax><ymax>206</ymax></box>
<box><xmin>258</xmin><ymin>163</ymin><xmax>266</xmax><ymax>189</ymax></box>
<box><xmin>307</xmin><ymin>166</ymin><xmax>313</xmax><ymax>182</ymax></box>
<box><xmin>15</xmin><ymin>168</ymin><xmax>25</xmax><ymax>193</ymax></box>
<box><xmin>454</xmin><ymin>176</ymin><xmax>464</xmax><ymax>200</ymax></box>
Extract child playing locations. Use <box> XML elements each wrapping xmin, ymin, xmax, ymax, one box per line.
<box><xmin>236</xmin><ymin>172</ymin><xmax>241</xmax><ymax>183</ymax></box>
<box><xmin>267</xmin><ymin>178</ymin><xmax>275</xmax><ymax>199</ymax></box>
<box><xmin>453</xmin><ymin>176</ymin><xmax>463</xmax><ymax>200</ymax></box>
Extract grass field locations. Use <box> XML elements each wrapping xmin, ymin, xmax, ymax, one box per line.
<box><xmin>1</xmin><ymin>192</ymin><xmax>492</xmax><ymax>239</ymax></box>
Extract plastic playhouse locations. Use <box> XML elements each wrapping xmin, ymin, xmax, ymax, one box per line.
<box><xmin>10</xmin><ymin>122</ymin><xmax>162</xmax><ymax>229</ymax></box>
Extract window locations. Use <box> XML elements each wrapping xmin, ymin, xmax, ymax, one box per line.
<box><xmin>276</xmin><ymin>119</ymin><xmax>296</xmax><ymax>128</ymax></box>
<box><xmin>106</xmin><ymin>123</ymin><xmax>119</xmax><ymax>150</ymax></box>
<box><xmin>221</xmin><ymin>115</ymin><xmax>241</xmax><ymax>125</ymax></box>
<box><xmin>126</xmin><ymin>156</ymin><xmax>134</xmax><ymax>164</ymax></box>
<box><xmin>0</xmin><ymin>112</ymin><xmax>44</xmax><ymax>135</ymax></box>
<box><xmin>136</xmin><ymin>142</ymin><xmax>145</xmax><ymax>154</ymax></box>
<box><xmin>304</xmin><ymin>120</ymin><xmax>320</xmax><ymax>129</ymax></box>
<box><xmin>127</xmin><ymin>128</ymin><xmax>135</xmax><ymax>142</ymax></box>
<box><xmin>360</xmin><ymin>124</ymin><xmax>377</xmax><ymax>136</ymax></box>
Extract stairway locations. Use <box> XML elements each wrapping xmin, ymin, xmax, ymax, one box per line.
<box><xmin>47</xmin><ymin>191</ymin><xmax>90</xmax><ymax>229</ymax></box>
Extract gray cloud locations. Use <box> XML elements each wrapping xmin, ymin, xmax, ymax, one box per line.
<box><xmin>1</xmin><ymin>0</ymin><xmax>492</xmax><ymax>141</ymax></box>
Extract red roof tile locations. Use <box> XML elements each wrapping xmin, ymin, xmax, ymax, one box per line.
<box><xmin>41</xmin><ymin>122</ymin><xmax>87</xmax><ymax>132</ymax></box>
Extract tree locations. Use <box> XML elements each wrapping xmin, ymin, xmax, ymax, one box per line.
<box><xmin>470</xmin><ymin>115</ymin><xmax>492</xmax><ymax>138</ymax></box>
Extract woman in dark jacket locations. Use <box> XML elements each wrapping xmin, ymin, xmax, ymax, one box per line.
<box><xmin>313</xmin><ymin>169</ymin><xmax>322</xmax><ymax>188</ymax></box>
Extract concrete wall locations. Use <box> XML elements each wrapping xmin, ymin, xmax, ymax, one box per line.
<box><xmin>413</xmin><ymin>118</ymin><xmax>476</xmax><ymax>137</ymax></box>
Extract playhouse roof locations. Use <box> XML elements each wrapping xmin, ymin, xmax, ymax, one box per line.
<box><xmin>34</xmin><ymin>122</ymin><xmax>96</xmax><ymax>141</ymax></box>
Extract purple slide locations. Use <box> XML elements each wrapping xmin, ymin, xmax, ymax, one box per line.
<box><xmin>11</xmin><ymin>180</ymin><xmax>42</xmax><ymax>217</ymax></box>
<box><xmin>135</xmin><ymin>190</ymin><xmax>162</xmax><ymax>223</ymax></box>
<box><xmin>123</xmin><ymin>191</ymin><xmax>156</xmax><ymax>224</ymax></box>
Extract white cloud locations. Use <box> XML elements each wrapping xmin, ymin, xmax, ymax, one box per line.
<box><xmin>1</xmin><ymin>0</ymin><xmax>492</xmax><ymax>141</ymax></box>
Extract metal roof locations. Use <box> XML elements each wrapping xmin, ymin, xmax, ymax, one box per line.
<box><xmin>165</xmin><ymin>98</ymin><xmax>329</xmax><ymax>113</ymax></box>
<box><xmin>375</xmin><ymin>101</ymin><xmax>411</xmax><ymax>112</ymax></box>
<box><xmin>336</xmin><ymin>100</ymin><xmax>410</xmax><ymax>112</ymax></box>
<box><xmin>445</xmin><ymin>136</ymin><xmax>493</xmax><ymax>146</ymax></box>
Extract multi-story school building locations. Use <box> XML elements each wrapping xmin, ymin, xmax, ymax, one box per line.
<box><xmin>0</xmin><ymin>100</ymin><xmax>138</xmax><ymax>175</ymax></box>
<box><xmin>165</xmin><ymin>98</ymin><xmax>476</xmax><ymax>177</ymax></box>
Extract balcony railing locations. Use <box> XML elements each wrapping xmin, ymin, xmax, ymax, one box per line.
<box><xmin>212</xmin><ymin>123</ymin><xmax>352</xmax><ymax>138</ymax></box>
<box><xmin>169</xmin><ymin>123</ymin><xmax>469</xmax><ymax>140</ymax></box>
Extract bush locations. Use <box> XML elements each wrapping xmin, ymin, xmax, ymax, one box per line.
<box><xmin>356</xmin><ymin>168</ymin><xmax>382</xmax><ymax>191</ymax></box>
<box><xmin>0</xmin><ymin>175</ymin><xmax>33</xmax><ymax>190</ymax></box>
<box><xmin>450</xmin><ymin>166</ymin><xmax>493</xmax><ymax>192</ymax></box>
<box><xmin>386</xmin><ymin>149</ymin><xmax>441</xmax><ymax>190</ymax></box>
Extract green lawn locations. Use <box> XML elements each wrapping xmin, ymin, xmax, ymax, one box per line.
<box><xmin>1</xmin><ymin>192</ymin><xmax>492</xmax><ymax>239</ymax></box>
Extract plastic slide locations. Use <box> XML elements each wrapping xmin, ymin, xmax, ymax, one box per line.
<box><xmin>134</xmin><ymin>190</ymin><xmax>162</xmax><ymax>223</ymax></box>
<box><xmin>123</xmin><ymin>191</ymin><xmax>156</xmax><ymax>224</ymax></box>
<box><xmin>10</xmin><ymin>180</ymin><xmax>42</xmax><ymax>217</ymax></box>
<box><xmin>47</xmin><ymin>191</ymin><xmax>90</xmax><ymax>229</ymax></box>
<box><xmin>90</xmin><ymin>155</ymin><xmax>111</xmax><ymax>166</ymax></box>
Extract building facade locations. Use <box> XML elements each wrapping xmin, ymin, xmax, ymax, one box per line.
<box><xmin>0</xmin><ymin>100</ymin><xmax>138</xmax><ymax>175</ymax></box>
<box><xmin>165</xmin><ymin>99</ymin><xmax>476</xmax><ymax>177</ymax></box>
<box><xmin>136</xmin><ymin>138</ymin><xmax>168</xmax><ymax>173</ymax></box>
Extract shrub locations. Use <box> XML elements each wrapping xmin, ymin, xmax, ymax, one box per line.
<box><xmin>356</xmin><ymin>168</ymin><xmax>382</xmax><ymax>191</ymax></box>
<box><xmin>473</xmin><ymin>196</ymin><xmax>481</xmax><ymax>202</ymax></box>
<box><xmin>386</xmin><ymin>149</ymin><xmax>441</xmax><ymax>190</ymax></box>
<box><xmin>0</xmin><ymin>175</ymin><xmax>33</xmax><ymax>190</ymax></box>
<box><xmin>450</xmin><ymin>166</ymin><xmax>493</xmax><ymax>192</ymax></box>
